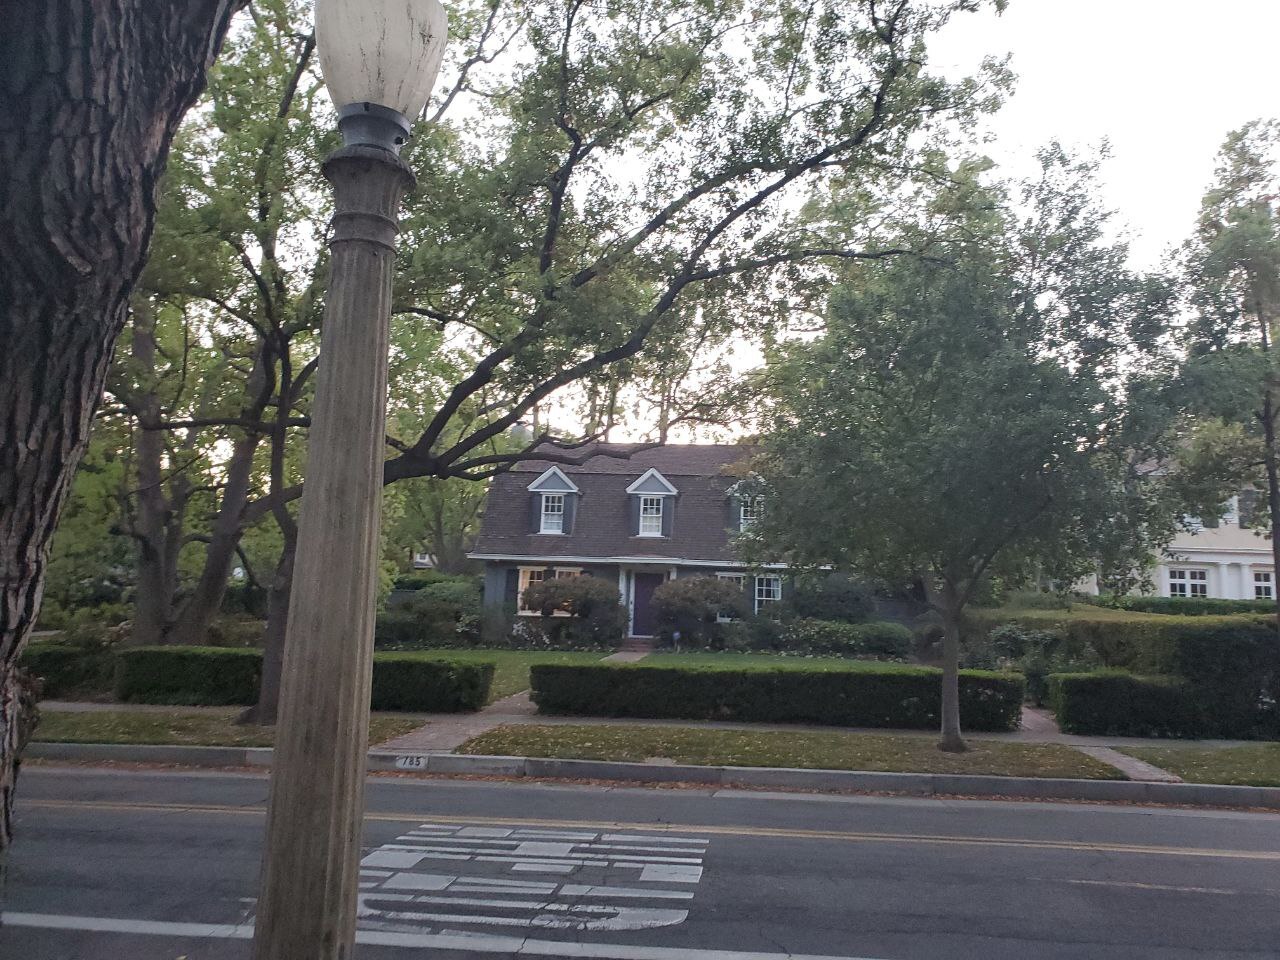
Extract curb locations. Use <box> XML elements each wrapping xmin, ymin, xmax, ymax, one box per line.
<box><xmin>26</xmin><ymin>742</ymin><xmax>1280</xmax><ymax>810</ymax></box>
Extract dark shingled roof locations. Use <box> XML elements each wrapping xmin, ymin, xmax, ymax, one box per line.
<box><xmin>471</xmin><ymin>443</ymin><xmax>755</xmax><ymax>563</ymax></box>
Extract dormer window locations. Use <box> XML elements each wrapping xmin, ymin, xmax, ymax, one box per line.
<box><xmin>740</xmin><ymin>497</ymin><xmax>762</xmax><ymax>530</ymax></box>
<box><xmin>527</xmin><ymin>466</ymin><xmax>579</xmax><ymax>536</ymax></box>
<box><xmin>638</xmin><ymin>496</ymin><xmax>664</xmax><ymax>536</ymax></box>
<box><xmin>540</xmin><ymin>494</ymin><xmax>564</xmax><ymax>534</ymax></box>
<box><xmin>626</xmin><ymin>468</ymin><xmax>678</xmax><ymax>538</ymax></box>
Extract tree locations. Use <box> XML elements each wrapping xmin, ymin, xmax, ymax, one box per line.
<box><xmin>1177</xmin><ymin>120</ymin><xmax>1280</xmax><ymax>623</ymax></box>
<box><xmin>97</xmin><ymin>0</ymin><xmax>1012</xmax><ymax>729</ymax></box>
<box><xmin>0</xmin><ymin>0</ymin><xmax>244</xmax><ymax>856</ymax></box>
<box><xmin>744</xmin><ymin>151</ymin><xmax>1181</xmax><ymax>751</ymax></box>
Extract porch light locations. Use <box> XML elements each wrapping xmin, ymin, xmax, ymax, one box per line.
<box><xmin>316</xmin><ymin>0</ymin><xmax>449</xmax><ymax>153</ymax></box>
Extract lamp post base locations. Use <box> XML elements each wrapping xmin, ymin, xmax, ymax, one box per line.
<box><xmin>250</xmin><ymin>145</ymin><xmax>414</xmax><ymax>960</ymax></box>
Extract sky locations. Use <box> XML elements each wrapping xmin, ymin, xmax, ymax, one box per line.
<box><xmin>930</xmin><ymin>0</ymin><xmax>1280</xmax><ymax>268</ymax></box>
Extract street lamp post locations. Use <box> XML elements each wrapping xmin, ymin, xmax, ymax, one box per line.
<box><xmin>251</xmin><ymin>2</ymin><xmax>447</xmax><ymax>957</ymax></box>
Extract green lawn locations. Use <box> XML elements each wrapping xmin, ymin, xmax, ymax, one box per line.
<box><xmin>390</xmin><ymin>649</ymin><xmax>610</xmax><ymax>702</ymax></box>
<box><xmin>33</xmin><ymin>709</ymin><xmax>421</xmax><ymax>748</ymax></box>
<box><xmin>460</xmin><ymin>723</ymin><xmax>1123</xmax><ymax>780</ymax></box>
<box><xmin>1119</xmin><ymin>744</ymin><xmax>1280</xmax><ymax>787</ymax></box>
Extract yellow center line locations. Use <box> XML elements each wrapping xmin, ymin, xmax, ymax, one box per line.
<box><xmin>25</xmin><ymin>798</ymin><xmax>1280</xmax><ymax>862</ymax></box>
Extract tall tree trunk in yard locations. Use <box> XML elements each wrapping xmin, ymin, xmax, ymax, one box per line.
<box><xmin>239</xmin><ymin>528</ymin><xmax>295</xmax><ymax>726</ymax></box>
<box><xmin>168</xmin><ymin>432</ymin><xmax>262</xmax><ymax>645</ymax></box>
<box><xmin>0</xmin><ymin>0</ymin><xmax>243</xmax><ymax>855</ymax></box>
<box><xmin>935</xmin><ymin>580</ymin><xmax>968</xmax><ymax>753</ymax></box>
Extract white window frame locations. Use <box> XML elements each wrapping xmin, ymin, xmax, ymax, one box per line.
<box><xmin>1255</xmin><ymin>570</ymin><xmax>1274</xmax><ymax>601</ymax></box>
<box><xmin>1168</xmin><ymin>568</ymin><xmax>1207</xmax><ymax>598</ymax></box>
<box><xmin>739</xmin><ymin>497</ymin><xmax>762</xmax><ymax>530</ymax></box>
<box><xmin>754</xmin><ymin>574</ymin><xmax>782</xmax><ymax>614</ymax></box>
<box><xmin>539</xmin><ymin>493</ymin><xmax>565</xmax><ymax>534</ymax></box>
<box><xmin>518</xmin><ymin>566</ymin><xmax>583</xmax><ymax>615</ymax></box>
<box><xmin>638</xmin><ymin>495</ymin><xmax>664</xmax><ymax>537</ymax></box>
<box><xmin>716</xmin><ymin>572</ymin><xmax>746</xmax><ymax>622</ymax></box>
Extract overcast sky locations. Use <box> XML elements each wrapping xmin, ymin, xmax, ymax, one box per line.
<box><xmin>931</xmin><ymin>0</ymin><xmax>1280</xmax><ymax>268</ymax></box>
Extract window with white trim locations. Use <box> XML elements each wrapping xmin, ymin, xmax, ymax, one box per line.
<box><xmin>1255</xmin><ymin>571</ymin><xmax>1274</xmax><ymax>600</ymax></box>
<box><xmin>716</xmin><ymin>572</ymin><xmax>746</xmax><ymax>622</ymax></box>
<box><xmin>539</xmin><ymin>494</ymin><xmax>564</xmax><ymax>534</ymax></box>
<box><xmin>1168</xmin><ymin>568</ymin><xmax>1207</xmax><ymax>598</ymax></box>
<box><xmin>754</xmin><ymin>575</ymin><xmax>782</xmax><ymax>613</ymax></box>
<box><xmin>740</xmin><ymin>497</ymin><xmax>763</xmax><ymax>530</ymax></box>
<box><xmin>638</xmin><ymin>495</ymin><xmax>664</xmax><ymax>536</ymax></box>
<box><xmin>518</xmin><ymin>566</ymin><xmax>582</xmax><ymax>613</ymax></box>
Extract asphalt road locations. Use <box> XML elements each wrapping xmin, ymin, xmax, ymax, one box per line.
<box><xmin>3</xmin><ymin>765</ymin><xmax>1280</xmax><ymax>959</ymax></box>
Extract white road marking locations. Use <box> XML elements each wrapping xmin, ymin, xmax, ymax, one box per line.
<box><xmin>1</xmin><ymin>911</ymin><xmax>890</xmax><ymax>960</ymax></box>
<box><xmin>353</xmin><ymin>821</ymin><xmax>712</xmax><ymax>934</ymax></box>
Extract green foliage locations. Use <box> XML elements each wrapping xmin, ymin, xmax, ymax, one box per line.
<box><xmin>1048</xmin><ymin>672</ymin><xmax>1201</xmax><ymax>738</ymax></box>
<box><xmin>112</xmin><ymin>645</ymin><xmax>493</xmax><ymax>711</ymax></box>
<box><xmin>1096</xmin><ymin>595</ymin><xmax>1276</xmax><ymax>616</ymax></box>
<box><xmin>519</xmin><ymin>577</ymin><xmax>627</xmax><ymax>648</ymax></box>
<box><xmin>18</xmin><ymin>644</ymin><xmax>115</xmax><ymax>699</ymax></box>
<box><xmin>530</xmin><ymin>663</ymin><xmax>1024</xmax><ymax>731</ymax></box>
<box><xmin>369</xmin><ymin>655</ymin><xmax>494</xmax><ymax>712</ymax></box>
<box><xmin>651</xmin><ymin>577</ymin><xmax>749</xmax><ymax>648</ymax></box>
<box><xmin>204</xmin><ymin>617</ymin><xmax>265</xmax><ymax>648</ymax></box>
<box><xmin>392</xmin><ymin>570</ymin><xmax>477</xmax><ymax>591</ymax></box>
<box><xmin>776</xmin><ymin>619</ymin><xmax>913</xmax><ymax>660</ymax></box>
<box><xmin>115</xmin><ymin>647</ymin><xmax>263</xmax><ymax>706</ymax></box>
<box><xmin>784</xmin><ymin>575</ymin><xmax>875</xmax><ymax>623</ymax></box>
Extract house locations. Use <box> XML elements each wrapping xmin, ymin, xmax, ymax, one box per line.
<box><xmin>468</xmin><ymin>443</ymin><xmax>780</xmax><ymax>637</ymax></box>
<box><xmin>1079</xmin><ymin>494</ymin><xmax>1276</xmax><ymax>600</ymax></box>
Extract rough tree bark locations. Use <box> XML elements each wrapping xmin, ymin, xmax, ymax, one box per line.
<box><xmin>927</xmin><ymin>577</ymin><xmax>968</xmax><ymax>753</ymax></box>
<box><xmin>0</xmin><ymin>0</ymin><xmax>244</xmax><ymax>855</ymax></box>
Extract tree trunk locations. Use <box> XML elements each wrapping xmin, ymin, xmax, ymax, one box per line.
<box><xmin>0</xmin><ymin>0</ymin><xmax>243</xmax><ymax>856</ymax></box>
<box><xmin>168</xmin><ymin>432</ymin><xmax>261</xmax><ymax>644</ymax></box>
<box><xmin>238</xmin><ymin>529</ymin><xmax>296</xmax><ymax>726</ymax></box>
<box><xmin>937</xmin><ymin>587</ymin><xmax>968</xmax><ymax>753</ymax></box>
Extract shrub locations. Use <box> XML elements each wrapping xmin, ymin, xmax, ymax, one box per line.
<box><xmin>18</xmin><ymin>643</ymin><xmax>115</xmax><ymax>699</ymax></box>
<box><xmin>1096</xmin><ymin>595</ymin><xmax>1276</xmax><ymax>616</ymax></box>
<box><xmin>784</xmin><ymin>574</ymin><xmax>874</xmax><ymax>623</ymax></box>
<box><xmin>531</xmin><ymin>662</ymin><xmax>1024</xmax><ymax>731</ymax></box>
<box><xmin>651</xmin><ymin>577</ymin><xmax>750</xmax><ymax>648</ymax></box>
<box><xmin>115</xmin><ymin>646</ymin><xmax>262</xmax><ymax>705</ymax></box>
<box><xmin>392</xmin><ymin>570</ymin><xmax>477</xmax><ymax>591</ymax></box>
<box><xmin>1048</xmin><ymin>672</ymin><xmax>1201</xmax><ymax>737</ymax></box>
<box><xmin>369</xmin><ymin>655</ymin><xmax>494</xmax><ymax>711</ymax></box>
<box><xmin>777</xmin><ymin>619</ymin><xmax>912</xmax><ymax>659</ymax></box>
<box><xmin>113</xmin><ymin>645</ymin><xmax>493</xmax><ymax>710</ymax></box>
<box><xmin>521</xmin><ymin>576</ymin><xmax>626</xmax><ymax>647</ymax></box>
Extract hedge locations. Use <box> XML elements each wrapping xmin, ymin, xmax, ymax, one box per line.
<box><xmin>1048</xmin><ymin>672</ymin><xmax>1202</xmax><ymax>737</ymax></box>
<box><xmin>115</xmin><ymin>646</ymin><xmax>263</xmax><ymax>705</ymax></box>
<box><xmin>530</xmin><ymin>662</ymin><xmax>1024</xmax><ymax>731</ymax></box>
<box><xmin>1059</xmin><ymin>615</ymin><xmax>1280</xmax><ymax>738</ymax></box>
<box><xmin>19</xmin><ymin>643</ymin><xmax>115</xmax><ymax>698</ymax></box>
<box><xmin>778</xmin><ymin>619</ymin><xmax>913</xmax><ymax>659</ymax></box>
<box><xmin>1095</xmin><ymin>596</ymin><xmax>1276</xmax><ymax>617</ymax></box>
<box><xmin>370</xmin><ymin>655</ymin><xmax>494</xmax><ymax>711</ymax></box>
<box><xmin>114</xmin><ymin>646</ymin><xmax>494</xmax><ymax>711</ymax></box>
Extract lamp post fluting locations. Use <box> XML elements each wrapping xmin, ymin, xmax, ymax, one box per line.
<box><xmin>251</xmin><ymin>2</ymin><xmax>446</xmax><ymax>958</ymax></box>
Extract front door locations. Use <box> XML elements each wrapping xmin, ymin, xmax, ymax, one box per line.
<box><xmin>631</xmin><ymin>572</ymin><xmax>665</xmax><ymax>637</ymax></box>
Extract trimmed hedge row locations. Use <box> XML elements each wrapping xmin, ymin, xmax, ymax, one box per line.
<box><xmin>777</xmin><ymin>619</ymin><xmax>913</xmax><ymax>659</ymax></box>
<box><xmin>1094</xmin><ymin>596</ymin><xmax>1276</xmax><ymax>616</ymax></box>
<box><xmin>116</xmin><ymin>647</ymin><xmax>264</xmax><ymax>705</ymax></box>
<box><xmin>91</xmin><ymin>646</ymin><xmax>494</xmax><ymax>711</ymax></box>
<box><xmin>18</xmin><ymin>644</ymin><xmax>115</xmax><ymax>698</ymax></box>
<box><xmin>1048</xmin><ymin>672</ymin><xmax>1201</xmax><ymax>737</ymax></box>
<box><xmin>530</xmin><ymin>663</ymin><xmax>1024</xmax><ymax>731</ymax></box>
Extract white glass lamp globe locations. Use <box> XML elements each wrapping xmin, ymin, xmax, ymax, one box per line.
<box><xmin>316</xmin><ymin>0</ymin><xmax>449</xmax><ymax>152</ymax></box>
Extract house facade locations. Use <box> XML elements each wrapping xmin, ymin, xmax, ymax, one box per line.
<box><xmin>1077</xmin><ymin>496</ymin><xmax>1276</xmax><ymax>601</ymax></box>
<box><xmin>469</xmin><ymin>444</ymin><xmax>779</xmax><ymax>637</ymax></box>
<box><xmin>1151</xmin><ymin>497</ymin><xmax>1275</xmax><ymax>601</ymax></box>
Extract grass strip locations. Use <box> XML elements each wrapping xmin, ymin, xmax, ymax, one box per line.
<box><xmin>33</xmin><ymin>709</ymin><xmax>421</xmax><ymax>748</ymax></box>
<box><xmin>460</xmin><ymin>723</ymin><xmax>1123</xmax><ymax>780</ymax></box>
<box><xmin>1118</xmin><ymin>744</ymin><xmax>1280</xmax><ymax>787</ymax></box>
